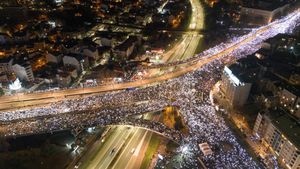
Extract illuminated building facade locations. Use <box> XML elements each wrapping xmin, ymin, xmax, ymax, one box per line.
<box><xmin>279</xmin><ymin>88</ymin><xmax>300</xmax><ymax>119</ymax></box>
<box><xmin>253</xmin><ymin>109</ymin><xmax>300</xmax><ymax>169</ymax></box>
<box><xmin>221</xmin><ymin>66</ymin><xmax>252</xmax><ymax>107</ymax></box>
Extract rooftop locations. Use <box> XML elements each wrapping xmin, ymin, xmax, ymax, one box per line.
<box><xmin>271</xmin><ymin>51</ymin><xmax>300</xmax><ymax>66</ymax></box>
<box><xmin>0</xmin><ymin>56</ymin><xmax>13</xmax><ymax>63</ymax></box>
<box><xmin>65</xmin><ymin>53</ymin><xmax>85</xmax><ymax>61</ymax></box>
<box><xmin>242</xmin><ymin>0</ymin><xmax>290</xmax><ymax>11</ymax></box>
<box><xmin>62</xmin><ymin>39</ymin><xmax>78</xmax><ymax>49</ymax></box>
<box><xmin>268</xmin><ymin>108</ymin><xmax>300</xmax><ymax>149</ymax></box>
<box><xmin>227</xmin><ymin>55</ymin><xmax>261</xmax><ymax>83</ymax></box>
<box><xmin>115</xmin><ymin>36</ymin><xmax>139</xmax><ymax>51</ymax></box>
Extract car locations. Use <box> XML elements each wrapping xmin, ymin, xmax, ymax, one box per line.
<box><xmin>110</xmin><ymin>148</ymin><xmax>116</xmax><ymax>155</ymax></box>
<box><xmin>130</xmin><ymin>148</ymin><xmax>135</xmax><ymax>154</ymax></box>
<box><xmin>74</xmin><ymin>162</ymin><xmax>81</xmax><ymax>169</ymax></box>
<box><xmin>126</xmin><ymin>87</ymin><xmax>136</xmax><ymax>91</ymax></box>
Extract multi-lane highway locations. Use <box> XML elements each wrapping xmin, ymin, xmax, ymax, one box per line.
<box><xmin>0</xmin><ymin>0</ymin><xmax>205</xmax><ymax>111</ymax></box>
<box><xmin>111</xmin><ymin>128</ymin><xmax>152</xmax><ymax>169</ymax></box>
<box><xmin>0</xmin><ymin>6</ymin><xmax>299</xmax><ymax>112</ymax></box>
<box><xmin>69</xmin><ymin>112</ymin><xmax>161</xmax><ymax>169</ymax></box>
<box><xmin>84</xmin><ymin>126</ymin><xmax>133</xmax><ymax>169</ymax></box>
<box><xmin>112</xmin><ymin>113</ymin><xmax>161</xmax><ymax>169</ymax></box>
<box><xmin>165</xmin><ymin>0</ymin><xmax>204</xmax><ymax>62</ymax></box>
<box><xmin>1</xmin><ymin>8</ymin><xmax>299</xmax><ymax>166</ymax></box>
<box><xmin>146</xmin><ymin>0</ymin><xmax>204</xmax><ymax>77</ymax></box>
<box><xmin>76</xmin><ymin>126</ymin><xmax>155</xmax><ymax>169</ymax></box>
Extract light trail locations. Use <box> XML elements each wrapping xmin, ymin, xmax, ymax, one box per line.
<box><xmin>0</xmin><ymin>6</ymin><xmax>300</xmax><ymax>169</ymax></box>
<box><xmin>0</xmin><ymin>9</ymin><xmax>299</xmax><ymax>111</ymax></box>
<box><xmin>143</xmin><ymin>8</ymin><xmax>300</xmax><ymax>69</ymax></box>
<box><xmin>0</xmin><ymin>9</ymin><xmax>299</xmax><ymax>112</ymax></box>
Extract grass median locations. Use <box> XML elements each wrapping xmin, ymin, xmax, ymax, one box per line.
<box><xmin>140</xmin><ymin>135</ymin><xmax>160</xmax><ymax>169</ymax></box>
<box><xmin>79</xmin><ymin>128</ymin><xmax>115</xmax><ymax>169</ymax></box>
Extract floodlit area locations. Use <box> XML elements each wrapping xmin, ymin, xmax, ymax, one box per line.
<box><xmin>0</xmin><ymin>0</ymin><xmax>300</xmax><ymax>168</ymax></box>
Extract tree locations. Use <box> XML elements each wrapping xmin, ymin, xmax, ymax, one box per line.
<box><xmin>0</xmin><ymin>138</ymin><xmax>10</xmax><ymax>152</ymax></box>
<box><xmin>0</xmin><ymin>88</ymin><xmax>4</xmax><ymax>96</ymax></box>
<box><xmin>174</xmin><ymin>116</ymin><xmax>184</xmax><ymax>130</ymax></box>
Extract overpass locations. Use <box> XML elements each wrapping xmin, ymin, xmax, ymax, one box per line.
<box><xmin>0</xmin><ymin>0</ymin><xmax>206</xmax><ymax>111</ymax></box>
<box><xmin>0</xmin><ymin>111</ymin><xmax>183</xmax><ymax>143</ymax></box>
<box><xmin>0</xmin><ymin>8</ymin><xmax>299</xmax><ymax>112</ymax></box>
<box><xmin>113</xmin><ymin>118</ymin><xmax>183</xmax><ymax>143</ymax></box>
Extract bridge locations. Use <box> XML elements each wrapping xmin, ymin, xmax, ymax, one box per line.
<box><xmin>0</xmin><ymin>7</ymin><xmax>299</xmax><ymax>111</ymax></box>
<box><xmin>0</xmin><ymin>110</ymin><xmax>183</xmax><ymax>143</ymax></box>
<box><xmin>0</xmin><ymin>115</ymin><xmax>183</xmax><ymax>143</ymax></box>
<box><xmin>112</xmin><ymin>118</ymin><xmax>183</xmax><ymax>143</ymax></box>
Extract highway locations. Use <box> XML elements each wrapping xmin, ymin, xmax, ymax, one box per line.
<box><xmin>0</xmin><ymin>7</ymin><xmax>299</xmax><ymax>111</ymax></box>
<box><xmin>1</xmin><ymin>2</ymin><xmax>299</xmax><ymax>168</ymax></box>
<box><xmin>146</xmin><ymin>0</ymin><xmax>204</xmax><ymax>76</ymax></box>
<box><xmin>111</xmin><ymin>129</ymin><xmax>152</xmax><ymax>169</ymax></box>
<box><xmin>165</xmin><ymin>0</ymin><xmax>204</xmax><ymax>62</ymax></box>
<box><xmin>78</xmin><ymin>126</ymin><xmax>155</xmax><ymax>169</ymax></box>
<box><xmin>112</xmin><ymin>113</ymin><xmax>161</xmax><ymax>169</ymax></box>
<box><xmin>73</xmin><ymin>113</ymin><xmax>160</xmax><ymax>169</ymax></box>
<box><xmin>0</xmin><ymin>0</ymin><xmax>205</xmax><ymax>111</ymax></box>
<box><xmin>2</xmin><ymin>7</ymin><xmax>300</xmax><ymax>165</ymax></box>
<box><xmin>85</xmin><ymin>126</ymin><xmax>132</xmax><ymax>169</ymax></box>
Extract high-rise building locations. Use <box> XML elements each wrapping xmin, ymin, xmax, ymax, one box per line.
<box><xmin>221</xmin><ymin>65</ymin><xmax>252</xmax><ymax>106</ymax></box>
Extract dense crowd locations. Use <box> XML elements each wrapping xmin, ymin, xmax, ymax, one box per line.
<box><xmin>171</xmin><ymin>64</ymin><xmax>259</xmax><ymax>168</ymax></box>
<box><xmin>143</xmin><ymin>8</ymin><xmax>300</xmax><ymax>70</ymax></box>
<box><xmin>1</xmin><ymin>8</ymin><xmax>300</xmax><ymax>169</ymax></box>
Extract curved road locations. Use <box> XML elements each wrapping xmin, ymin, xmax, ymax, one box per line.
<box><xmin>0</xmin><ymin>8</ymin><xmax>299</xmax><ymax>111</ymax></box>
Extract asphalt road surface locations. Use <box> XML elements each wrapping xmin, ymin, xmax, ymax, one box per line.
<box><xmin>79</xmin><ymin>125</ymin><xmax>155</xmax><ymax>169</ymax></box>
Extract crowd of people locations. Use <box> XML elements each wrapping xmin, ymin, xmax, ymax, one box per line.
<box><xmin>1</xmin><ymin>99</ymin><xmax>168</xmax><ymax>135</ymax></box>
<box><xmin>0</xmin><ymin>58</ymin><xmax>259</xmax><ymax>168</ymax></box>
<box><xmin>143</xmin><ymin>7</ymin><xmax>300</xmax><ymax>71</ymax></box>
<box><xmin>119</xmin><ymin>118</ymin><xmax>183</xmax><ymax>142</ymax></box>
<box><xmin>1</xmin><ymin>9</ymin><xmax>300</xmax><ymax>169</ymax></box>
<box><xmin>173</xmin><ymin>67</ymin><xmax>259</xmax><ymax>168</ymax></box>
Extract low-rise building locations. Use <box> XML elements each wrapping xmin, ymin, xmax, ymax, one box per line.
<box><xmin>13</xmin><ymin>29</ymin><xmax>29</xmax><ymax>42</ymax></box>
<box><xmin>0</xmin><ymin>73</ymin><xmax>9</xmax><ymax>83</ymax></box>
<box><xmin>253</xmin><ymin>109</ymin><xmax>300</xmax><ymax>169</ymax></box>
<box><xmin>62</xmin><ymin>39</ymin><xmax>79</xmax><ymax>53</ymax></box>
<box><xmin>93</xmin><ymin>33</ymin><xmax>113</xmax><ymax>47</ymax></box>
<box><xmin>0</xmin><ymin>57</ymin><xmax>13</xmax><ymax>73</ymax></box>
<box><xmin>113</xmin><ymin>36</ymin><xmax>141</xmax><ymax>60</ymax></box>
<box><xmin>63</xmin><ymin>53</ymin><xmax>89</xmax><ymax>72</ymax></box>
<box><xmin>12</xmin><ymin>62</ymin><xmax>34</xmax><ymax>82</ymax></box>
<box><xmin>56</xmin><ymin>72</ymin><xmax>71</xmax><ymax>87</ymax></box>
<box><xmin>262</xmin><ymin>34</ymin><xmax>298</xmax><ymax>53</ymax></box>
<box><xmin>46</xmin><ymin>51</ymin><xmax>63</xmax><ymax>64</ymax></box>
<box><xmin>60</xmin><ymin>66</ymin><xmax>78</xmax><ymax>79</ymax></box>
<box><xmin>81</xmin><ymin>47</ymin><xmax>99</xmax><ymax>60</ymax></box>
<box><xmin>0</xmin><ymin>33</ymin><xmax>12</xmax><ymax>44</ymax></box>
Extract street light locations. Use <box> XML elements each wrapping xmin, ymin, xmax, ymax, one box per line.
<box><xmin>182</xmin><ymin>145</ymin><xmax>188</xmax><ymax>154</ymax></box>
